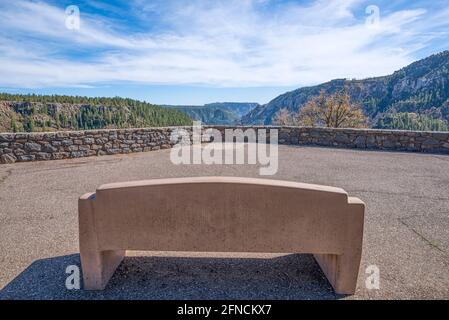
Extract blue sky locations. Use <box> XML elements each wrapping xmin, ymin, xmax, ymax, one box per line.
<box><xmin>1</xmin><ymin>0</ymin><xmax>449</xmax><ymax>105</ymax></box>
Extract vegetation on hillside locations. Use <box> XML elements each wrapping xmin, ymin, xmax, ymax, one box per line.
<box><xmin>0</xmin><ymin>93</ymin><xmax>192</xmax><ymax>132</ymax></box>
<box><xmin>375</xmin><ymin>112</ymin><xmax>448</xmax><ymax>131</ymax></box>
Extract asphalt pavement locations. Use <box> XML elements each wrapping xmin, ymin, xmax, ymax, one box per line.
<box><xmin>0</xmin><ymin>144</ymin><xmax>448</xmax><ymax>299</ymax></box>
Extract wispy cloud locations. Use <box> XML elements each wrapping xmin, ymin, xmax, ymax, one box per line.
<box><xmin>0</xmin><ymin>0</ymin><xmax>448</xmax><ymax>88</ymax></box>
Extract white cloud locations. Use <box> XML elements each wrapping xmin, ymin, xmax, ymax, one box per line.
<box><xmin>0</xmin><ymin>0</ymin><xmax>448</xmax><ymax>88</ymax></box>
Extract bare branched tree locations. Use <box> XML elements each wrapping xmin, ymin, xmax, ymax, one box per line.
<box><xmin>273</xmin><ymin>108</ymin><xmax>296</xmax><ymax>126</ymax></box>
<box><xmin>298</xmin><ymin>90</ymin><xmax>367</xmax><ymax>128</ymax></box>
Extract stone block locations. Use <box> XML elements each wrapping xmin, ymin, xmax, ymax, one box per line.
<box><xmin>1</xmin><ymin>153</ymin><xmax>17</xmax><ymax>164</ymax></box>
<box><xmin>24</xmin><ymin>142</ymin><xmax>41</xmax><ymax>152</ymax></box>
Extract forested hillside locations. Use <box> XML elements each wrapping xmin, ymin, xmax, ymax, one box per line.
<box><xmin>0</xmin><ymin>94</ymin><xmax>192</xmax><ymax>132</ymax></box>
<box><xmin>374</xmin><ymin>112</ymin><xmax>448</xmax><ymax>131</ymax></box>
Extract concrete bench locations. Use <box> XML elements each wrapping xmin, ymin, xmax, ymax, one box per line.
<box><xmin>79</xmin><ymin>176</ymin><xmax>365</xmax><ymax>294</ymax></box>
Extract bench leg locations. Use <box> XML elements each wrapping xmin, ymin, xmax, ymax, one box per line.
<box><xmin>81</xmin><ymin>249</ymin><xmax>125</xmax><ymax>290</ymax></box>
<box><xmin>314</xmin><ymin>197</ymin><xmax>364</xmax><ymax>295</ymax></box>
<box><xmin>79</xmin><ymin>193</ymin><xmax>125</xmax><ymax>290</ymax></box>
<box><xmin>313</xmin><ymin>253</ymin><xmax>360</xmax><ymax>295</ymax></box>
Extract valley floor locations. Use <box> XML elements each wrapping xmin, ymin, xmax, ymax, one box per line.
<box><xmin>0</xmin><ymin>145</ymin><xmax>448</xmax><ymax>299</ymax></box>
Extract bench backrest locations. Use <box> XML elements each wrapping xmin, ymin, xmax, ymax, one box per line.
<box><xmin>91</xmin><ymin>176</ymin><xmax>352</xmax><ymax>254</ymax></box>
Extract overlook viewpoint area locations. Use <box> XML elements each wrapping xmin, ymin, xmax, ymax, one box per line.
<box><xmin>2</xmin><ymin>0</ymin><xmax>449</xmax><ymax>304</ymax></box>
<box><xmin>0</xmin><ymin>126</ymin><xmax>448</xmax><ymax>299</ymax></box>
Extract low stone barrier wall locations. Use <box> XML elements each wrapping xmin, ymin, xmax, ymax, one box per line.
<box><xmin>1</xmin><ymin>126</ymin><xmax>449</xmax><ymax>163</ymax></box>
<box><xmin>0</xmin><ymin>127</ymin><xmax>187</xmax><ymax>164</ymax></box>
<box><xmin>210</xmin><ymin>126</ymin><xmax>449</xmax><ymax>153</ymax></box>
<box><xmin>274</xmin><ymin>126</ymin><xmax>449</xmax><ymax>153</ymax></box>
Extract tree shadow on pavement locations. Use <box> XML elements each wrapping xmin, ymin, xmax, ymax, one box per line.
<box><xmin>0</xmin><ymin>253</ymin><xmax>343</xmax><ymax>300</ymax></box>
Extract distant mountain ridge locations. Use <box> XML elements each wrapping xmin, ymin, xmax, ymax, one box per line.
<box><xmin>204</xmin><ymin>102</ymin><xmax>259</xmax><ymax>117</ymax></box>
<box><xmin>242</xmin><ymin>51</ymin><xmax>449</xmax><ymax>126</ymax></box>
<box><xmin>164</xmin><ymin>102</ymin><xmax>259</xmax><ymax>125</ymax></box>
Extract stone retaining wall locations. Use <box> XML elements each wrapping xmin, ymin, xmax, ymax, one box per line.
<box><xmin>1</xmin><ymin>126</ymin><xmax>449</xmax><ymax>163</ymax></box>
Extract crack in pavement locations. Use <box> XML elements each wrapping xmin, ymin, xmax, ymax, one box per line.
<box><xmin>13</xmin><ymin>158</ymin><xmax>125</xmax><ymax>174</ymax></box>
<box><xmin>398</xmin><ymin>217</ymin><xmax>449</xmax><ymax>257</ymax></box>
